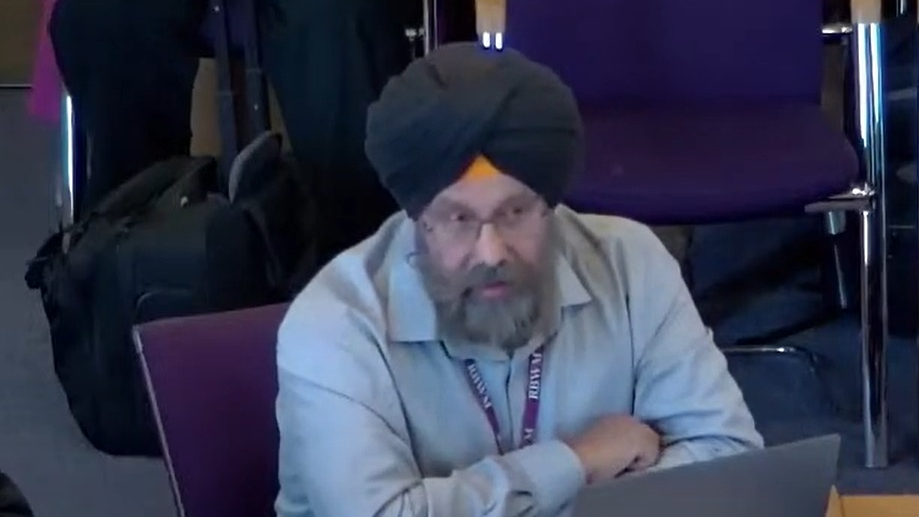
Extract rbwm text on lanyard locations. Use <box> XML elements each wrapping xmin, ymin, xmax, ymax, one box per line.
<box><xmin>462</xmin><ymin>346</ymin><xmax>545</xmax><ymax>454</ymax></box>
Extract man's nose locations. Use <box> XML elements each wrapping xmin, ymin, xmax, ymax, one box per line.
<box><xmin>473</xmin><ymin>223</ymin><xmax>509</xmax><ymax>267</ymax></box>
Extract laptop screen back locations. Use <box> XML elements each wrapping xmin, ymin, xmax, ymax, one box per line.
<box><xmin>573</xmin><ymin>435</ymin><xmax>841</xmax><ymax>517</ymax></box>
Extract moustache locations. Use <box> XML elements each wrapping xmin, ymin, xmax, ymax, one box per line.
<box><xmin>461</xmin><ymin>263</ymin><xmax>520</xmax><ymax>294</ymax></box>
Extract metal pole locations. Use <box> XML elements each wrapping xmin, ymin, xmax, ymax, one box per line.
<box><xmin>423</xmin><ymin>0</ymin><xmax>439</xmax><ymax>54</ymax></box>
<box><xmin>851</xmin><ymin>21</ymin><xmax>889</xmax><ymax>469</ymax></box>
<box><xmin>61</xmin><ymin>93</ymin><xmax>80</xmax><ymax>229</ymax></box>
<box><xmin>913</xmin><ymin>0</ymin><xmax>919</xmax><ymax>472</ymax></box>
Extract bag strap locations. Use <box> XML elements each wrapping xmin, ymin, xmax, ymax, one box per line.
<box><xmin>239</xmin><ymin>0</ymin><xmax>270</xmax><ymax>138</ymax></box>
<box><xmin>209</xmin><ymin>0</ymin><xmax>270</xmax><ymax>193</ymax></box>
<box><xmin>228</xmin><ymin>131</ymin><xmax>281</xmax><ymax>202</ymax></box>
<box><xmin>209</xmin><ymin>0</ymin><xmax>238</xmax><ymax>189</ymax></box>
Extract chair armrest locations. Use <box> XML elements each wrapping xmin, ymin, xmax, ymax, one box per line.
<box><xmin>823</xmin><ymin>22</ymin><xmax>854</xmax><ymax>44</ymax></box>
<box><xmin>805</xmin><ymin>184</ymin><xmax>875</xmax><ymax>213</ymax></box>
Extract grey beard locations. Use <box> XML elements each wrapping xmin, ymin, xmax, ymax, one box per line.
<box><xmin>414</xmin><ymin>256</ymin><xmax>551</xmax><ymax>351</ymax></box>
<box><xmin>437</xmin><ymin>285</ymin><xmax>539</xmax><ymax>350</ymax></box>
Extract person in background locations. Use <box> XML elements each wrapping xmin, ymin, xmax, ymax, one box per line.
<box><xmin>274</xmin><ymin>43</ymin><xmax>763</xmax><ymax>516</ymax></box>
<box><xmin>0</xmin><ymin>472</ymin><xmax>33</xmax><ymax>517</ymax></box>
<box><xmin>48</xmin><ymin>0</ymin><xmax>412</xmax><ymax>261</ymax></box>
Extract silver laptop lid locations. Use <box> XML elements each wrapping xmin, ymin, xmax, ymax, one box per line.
<box><xmin>573</xmin><ymin>434</ymin><xmax>841</xmax><ymax>517</ymax></box>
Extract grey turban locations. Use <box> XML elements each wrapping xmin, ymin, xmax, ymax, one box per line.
<box><xmin>365</xmin><ymin>42</ymin><xmax>584</xmax><ymax>218</ymax></box>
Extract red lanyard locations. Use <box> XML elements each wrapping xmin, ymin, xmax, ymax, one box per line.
<box><xmin>462</xmin><ymin>346</ymin><xmax>545</xmax><ymax>454</ymax></box>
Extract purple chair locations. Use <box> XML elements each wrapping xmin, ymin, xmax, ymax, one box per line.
<box><xmin>133</xmin><ymin>303</ymin><xmax>288</xmax><ymax>517</ymax></box>
<box><xmin>503</xmin><ymin>1</ymin><xmax>887</xmax><ymax>467</ymax></box>
<box><xmin>505</xmin><ymin>1</ymin><xmax>854</xmax><ymax>220</ymax></box>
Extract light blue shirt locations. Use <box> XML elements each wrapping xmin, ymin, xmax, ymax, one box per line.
<box><xmin>275</xmin><ymin>206</ymin><xmax>763</xmax><ymax>517</ymax></box>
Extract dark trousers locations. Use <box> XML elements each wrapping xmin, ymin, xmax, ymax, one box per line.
<box><xmin>49</xmin><ymin>0</ymin><xmax>412</xmax><ymax>260</ymax></box>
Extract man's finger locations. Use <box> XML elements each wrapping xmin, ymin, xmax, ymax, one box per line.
<box><xmin>628</xmin><ymin>446</ymin><xmax>661</xmax><ymax>471</ymax></box>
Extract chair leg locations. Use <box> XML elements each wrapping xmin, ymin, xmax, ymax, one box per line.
<box><xmin>849</xmin><ymin>21</ymin><xmax>889</xmax><ymax>469</ymax></box>
<box><xmin>60</xmin><ymin>93</ymin><xmax>89</xmax><ymax>231</ymax></box>
<box><xmin>823</xmin><ymin>211</ymin><xmax>850</xmax><ymax>310</ymax></box>
<box><xmin>422</xmin><ymin>0</ymin><xmax>440</xmax><ymax>54</ymax></box>
<box><xmin>60</xmin><ymin>93</ymin><xmax>77</xmax><ymax>229</ymax></box>
<box><xmin>857</xmin><ymin>202</ymin><xmax>888</xmax><ymax>468</ymax></box>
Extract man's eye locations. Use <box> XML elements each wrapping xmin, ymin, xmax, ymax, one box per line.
<box><xmin>500</xmin><ymin>206</ymin><xmax>526</xmax><ymax>221</ymax></box>
<box><xmin>449</xmin><ymin>213</ymin><xmax>473</xmax><ymax>224</ymax></box>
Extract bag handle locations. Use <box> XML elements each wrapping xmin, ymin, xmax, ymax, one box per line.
<box><xmin>228</xmin><ymin>131</ymin><xmax>281</xmax><ymax>202</ymax></box>
<box><xmin>240</xmin><ymin>177</ymin><xmax>317</xmax><ymax>300</ymax></box>
<box><xmin>51</xmin><ymin>156</ymin><xmax>215</xmax><ymax>243</ymax></box>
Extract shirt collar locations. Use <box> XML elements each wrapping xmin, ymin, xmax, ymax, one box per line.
<box><xmin>385</xmin><ymin>218</ymin><xmax>593</xmax><ymax>345</ymax></box>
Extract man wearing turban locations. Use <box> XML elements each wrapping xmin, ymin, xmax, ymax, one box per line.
<box><xmin>275</xmin><ymin>43</ymin><xmax>762</xmax><ymax>516</ymax></box>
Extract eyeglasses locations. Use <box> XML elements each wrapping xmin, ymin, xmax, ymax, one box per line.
<box><xmin>420</xmin><ymin>196</ymin><xmax>549</xmax><ymax>248</ymax></box>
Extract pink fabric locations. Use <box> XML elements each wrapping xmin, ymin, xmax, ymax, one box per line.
<box><xmin>28</xmin><ymin>0</ymin><xmax>62</xmax><ymax>124</ymax></box>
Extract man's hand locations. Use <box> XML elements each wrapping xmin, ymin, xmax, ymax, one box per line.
<box><xmin>565</xmin><ymin>415</ymin><xmax>661</xmax><ymax>484</ymax></box>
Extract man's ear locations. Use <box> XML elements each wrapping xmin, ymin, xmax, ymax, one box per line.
<box><xmin>413</xmin><ymin>222</ymin><xmax>431</xmax><ymax>249</ymax></box>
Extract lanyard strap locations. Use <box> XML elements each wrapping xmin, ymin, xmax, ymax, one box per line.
<box><xmin>463</xmin><ymin>346</ymin><xmax>545</xmax><ymax>454</ymax></box>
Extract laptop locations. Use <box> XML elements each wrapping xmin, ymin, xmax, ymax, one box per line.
<box><xmin>573</xmin><ymin>434</ymin><xmax>841</xmax><ymax>517</ymax></box>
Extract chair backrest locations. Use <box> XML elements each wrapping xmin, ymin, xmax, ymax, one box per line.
<box><xmin>504</xmin><ymin>0</ymin><xmax>825</xmax><ymax>107</ymax></box>
<box><xmin>133</xmin><ymin>303</ymin><xmax>289</xmax><ymax>517</ymax></box>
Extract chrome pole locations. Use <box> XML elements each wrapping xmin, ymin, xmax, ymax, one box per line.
<box><xmin>851</xmin><ymin>21</ymin><xmax>889</xmax><ymax>468</ymax></box>
<box><xmin>423</xmin><ymin>0</ymin><xmax>439</xmax><ymax>54</ymax></box>
<box><xmin>61</xmin><ymin>93</ymin><xmax>76</xmax><ymax>228</ymax></box>
<box><xmin>913</xmin><ymin>0</ymin><xmax>919</xmax><ymax>470</ymax></box>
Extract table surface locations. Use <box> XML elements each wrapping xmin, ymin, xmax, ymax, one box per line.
<box><xmin>827</xmin><ymin>489</ymin><xmax>919</xmax><ymax>517</ymax></box>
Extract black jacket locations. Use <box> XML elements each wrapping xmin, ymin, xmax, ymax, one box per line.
<box><xmin>0</xmin><ymin>473</ymin><xmax>33</xmax><ymax>517</ymax></box>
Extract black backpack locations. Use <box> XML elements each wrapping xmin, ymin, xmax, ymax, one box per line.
<box><xmin>25</xmin><ymin>132</ymin><xmax>316</xmax><ymax>456</ymax></box>
<box><xmin>23</xmin><ymin>0</ymin><xmax>317</xmax><ymax>456</ymax></box>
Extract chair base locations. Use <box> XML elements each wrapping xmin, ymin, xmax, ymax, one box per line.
<box><xmin>721</xmin><ymin>343</ymin><xmax>821</xmax><ymax>375</ymax></box>
<box><xmin>730</xmin><ymin>310</ymin><xmax>844</xmax><ymax>349</ymax></box>
<box><xmin>721</xmin><ymin>342</ymin><xmax>842</xmax><ymax>418</ymax></box>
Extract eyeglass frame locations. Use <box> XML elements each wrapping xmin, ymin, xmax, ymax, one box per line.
<box><xmin>418</xmin><ymin>194</ymin><xmax>551</xmax><ymax>248</ymax></box>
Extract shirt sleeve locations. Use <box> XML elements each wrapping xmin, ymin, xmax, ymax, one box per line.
<box><xmin>274</xmin><ymin>300</ymin><xmax>586</xmax><ymax>517</ymax></box>
<box><xmin>627</xmin><ymin>227</ymin><xmax>764</xmax><ymax>470</ymax></box>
